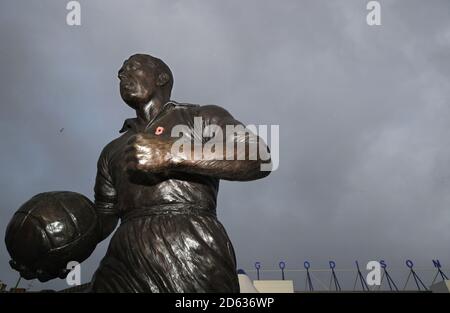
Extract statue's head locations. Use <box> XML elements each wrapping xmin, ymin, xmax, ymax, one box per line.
<box><xmin>118</xmin><ymin>54</ymin><xmax>173</xmax><ymax>109</ymax></box>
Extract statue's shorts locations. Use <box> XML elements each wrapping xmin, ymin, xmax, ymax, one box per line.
<box><xmin>91</xmin><ymin>203</ymin><xmax>239</xmax><ymax>293</ymax></box>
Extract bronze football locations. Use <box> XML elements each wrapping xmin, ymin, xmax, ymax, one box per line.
<box><xmin>5</xmin><ymin>191</ymin><xmax>98</xmax><ymax>281</ymax></box>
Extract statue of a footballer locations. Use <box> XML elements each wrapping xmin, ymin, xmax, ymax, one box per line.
<box><xmin>5</xmin><ymin>54</ymin><xmax>272</xmax><ymax>292</ymax></box>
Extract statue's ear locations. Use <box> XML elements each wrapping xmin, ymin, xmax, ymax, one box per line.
<box><xmin>156</xmin><ymin>72</ymin><xmax>170</xmax><ymax>87</ymax></box>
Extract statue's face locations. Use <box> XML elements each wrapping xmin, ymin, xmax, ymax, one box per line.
<box><xmin>118</xmin><ymin>56</ymin><xmax>157</xmax><ymax>108</ymax></box>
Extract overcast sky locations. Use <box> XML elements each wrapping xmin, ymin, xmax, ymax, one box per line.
<box><xmin>1</xmin><ymin>0</ymin><xmax>450</xmax><ymax>291</ymax></box>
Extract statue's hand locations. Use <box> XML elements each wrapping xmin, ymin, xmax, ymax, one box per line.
<box><xmin>9</xmin><ymin>260</ymin><xmax>70</xmax><ymax>282</ymax></box>
<box><xmin>125</xmin><ymin>133</ymin><xmax>177</xmax><ymax>173</ymax></box>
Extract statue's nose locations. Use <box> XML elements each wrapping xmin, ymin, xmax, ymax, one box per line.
<box><xmin>118</xmin><ymin>70</ymin><xmax>127</xmax><ymax>80</ymax></box>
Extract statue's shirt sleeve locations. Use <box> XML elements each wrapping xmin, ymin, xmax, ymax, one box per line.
<box><xmin>197</xmin><ymin>105</ymin><xmax>245</xmax><ymax>145</ymax></box>
<box><xmin>94</xmin><ymin>145</ymin><xmax>118</xmax><ymax>215</ymax></box>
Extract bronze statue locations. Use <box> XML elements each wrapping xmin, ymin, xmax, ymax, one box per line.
<box><xmin>6</xmin><ymin>54</ymin><xmax>271</xmax><ymax>292</ymax></box>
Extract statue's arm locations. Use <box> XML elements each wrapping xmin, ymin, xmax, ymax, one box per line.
<box><xmin>172</xmin><ymin>105</ymin><xmax>272</xmax><ymax>181</ymax></box>
<box><xmin>125</xmin><ymin>105</ymin><xmax>272</xmax><ymax>181</ymax></box>
<box><xmin>94</xmin><ymin>147</ymin><xmax>119</xmax><ymax>242</ymax></box>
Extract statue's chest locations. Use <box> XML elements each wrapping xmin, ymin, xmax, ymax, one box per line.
<box><xmin>146</xmin><ymin>110</ymin><xmax>194</xmax><ymax>138</ymax></box>
<box><xmin>111</xmin><ymin>108</ymin><xmax>199</xmax><ymax>182</ymax></box>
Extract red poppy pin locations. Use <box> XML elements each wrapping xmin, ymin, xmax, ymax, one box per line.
<box><xmin>155</xmin><ymin>126</ymin><xmax>164</xmax><ymax>135</ymax></box>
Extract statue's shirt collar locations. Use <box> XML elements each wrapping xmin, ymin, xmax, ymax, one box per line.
<box><xmin>119</xmin><ymin>102</ymin><xmax>179</xmax><ymax>134</ymax></box>
<box><xmin>119</xmin><ymin>118</ymin><xmax>139</xmax><ymax>133</ymax></box>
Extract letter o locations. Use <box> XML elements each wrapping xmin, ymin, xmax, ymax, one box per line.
<box><xmin>406</xmin><ymin>260</ymin><xmax>414</xmax><ymax>268</ymax></box>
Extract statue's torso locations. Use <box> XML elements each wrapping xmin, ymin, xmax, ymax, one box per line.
<box><xmin>103</xmin><ymin>104</ymin><xmax>219</xmax><ymax>216</ymax></box>
<box><xmin>92</xmin><ymin>103</ymin><xmax>240</xmax><ymax>292</ymax></box>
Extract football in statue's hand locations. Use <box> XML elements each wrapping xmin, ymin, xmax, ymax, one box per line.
<box><xmin>5</xmin><ymin>191</ymin><xmax>98</xmax><ymax>282</ymax></box>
